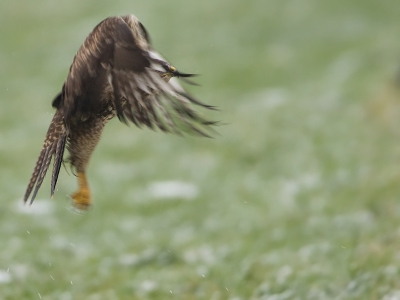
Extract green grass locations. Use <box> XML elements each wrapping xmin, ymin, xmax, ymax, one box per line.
<box><xmin>2</xmin><ymin>0</ymin><xmax>400</xmax><ymax>299</ymax></box>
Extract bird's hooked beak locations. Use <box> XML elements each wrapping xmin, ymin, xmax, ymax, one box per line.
<box><xmin>166</xmin><ymin>65</ymin><xmax>195</xmax><ymax>78</ymax></box>
<box><xmin>159</xmin><ymin>62</ymin><xmax>198</xmax><ymax>85</ymax></box>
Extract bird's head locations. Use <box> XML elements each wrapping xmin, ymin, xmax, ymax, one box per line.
<box><xmin>158</xmin><ymin>62</ymin><xmax>198</xmax><ymax>84</ymax></box>
<box><xmin>162</xmin><ymin>63</ymin><xmax>194</xmax><ymax>78</ymax></box>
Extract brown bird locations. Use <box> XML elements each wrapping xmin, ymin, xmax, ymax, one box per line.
<box><xmin>24</xmin><ymin>14</ymin><xmax>216</xmax><ymax>210</ymax></box>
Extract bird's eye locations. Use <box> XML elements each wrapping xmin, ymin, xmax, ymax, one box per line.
<box><xmin>169</xmin><ymin>66</ymin><xmax>176</xmax><ymax>72</ymax></box>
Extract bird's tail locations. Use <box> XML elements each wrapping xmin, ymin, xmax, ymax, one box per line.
<box><xmin>24</xmin><ymin>110</ymin><xmax>67</xmax><ymax>204</ymax></box>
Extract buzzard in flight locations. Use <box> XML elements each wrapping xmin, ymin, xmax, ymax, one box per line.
<box><xmin>24</xmin><ymin>14</ymin><xmax>216</xmax><ymax>210</ymax></box>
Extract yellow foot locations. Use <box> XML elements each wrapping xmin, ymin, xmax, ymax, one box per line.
<box><xmin>71</xmin><ymin>172</ymin><xmax>91</xmax><ymax>210</ymax></box>
<box><xmin>71</xmin><ymin>188</ymin><xmax>91</xmax><ymax>210</ymax></box>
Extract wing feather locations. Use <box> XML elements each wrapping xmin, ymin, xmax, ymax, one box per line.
<box><xmin>61</xmin><ymin>15</ymin><xmax>216</xmax><ymax>136</ymax></box>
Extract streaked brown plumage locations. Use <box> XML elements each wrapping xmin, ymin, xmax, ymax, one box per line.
<box><xmin>24</xmin><ymin>14</ymin><xmax>217</xmax><ymax>209</ymax></box>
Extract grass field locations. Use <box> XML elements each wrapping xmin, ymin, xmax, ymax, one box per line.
<box><xmin>2</xmin><ymin>1</ymin><xmax>400</xmax><ymax>299</ymax></box>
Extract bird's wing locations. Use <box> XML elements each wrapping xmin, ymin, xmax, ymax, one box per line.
<box><xmin>60</xmin><ymin>17</ymin><xmax>115</xmax><ymax>118</ymax></box>
<box><xmin>61</xmin><ymin>16</ymin><xmax>217</xmax><ymax>136</ymax></box>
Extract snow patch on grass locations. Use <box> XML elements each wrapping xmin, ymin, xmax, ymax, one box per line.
<box><xmin>0</xmin><ymin>269</ymin><xmax>11</xmax><ymax>284</ymax></box>
<box><xmin>183</xmin><ymin>245</ymin><xmax>217</xmax><ymax>265</ymax></box>
<box><xmin>15</xmin><ymin>199</ymin><xmax>54</xmax><ymax>215</ymax></box>
<box><xmin>148</xmin><ymin>181</ymin><xmax>198</xmax><ymax>200</ymax></box>
<box><xmin>383</xmin><ymin>291</ymin><xmax>400</xmax><ymax>300</ymax></box>
<box><xmin>139</xmin><ymin>280</ymin><xmax>157</xmax><ymax>293</ymax></box>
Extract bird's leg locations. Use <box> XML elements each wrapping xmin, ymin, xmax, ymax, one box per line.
<box><xmin>71</xmin><ymin>172</ymin><xmax>91</xmax><ymax>210</ymax></box>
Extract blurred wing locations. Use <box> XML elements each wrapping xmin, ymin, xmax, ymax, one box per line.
<box><xmin>110</xmin><ymin>18</ymin><xmax>217</xmax><ymax>136</ymax></box>
<box><xmin>61</xmin><ymin>16</ymin><xmax>217</xmax><ymax>136</ymax></box>
<box><xmin>60</xmin><ymin>17</ymin><xmax>116</xmax><ymax>118</ymax></box>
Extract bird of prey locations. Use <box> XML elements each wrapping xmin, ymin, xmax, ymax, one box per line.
<box><xmin>24</xmin><ymin>14</ymin><xmax>216</xmax><ymax>210</ymax></box>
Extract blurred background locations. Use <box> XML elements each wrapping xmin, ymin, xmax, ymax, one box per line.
<box><xmin>2</xmin><ymin>0</ymin><xmax>400</xmax><ymax>299</ymax></box>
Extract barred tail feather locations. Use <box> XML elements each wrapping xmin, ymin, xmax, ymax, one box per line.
<box><xmin>24</xmin><ymin>147</ymin><xmax>47</xmax><ymax>203</ymax></box>
<box><xmin>24</xmin><ymin>111</ymin><xmax>67</xmax><ymax>204</ymax></box>
<box><xmin>29</xmin><ymin>144</ymin><xmax>55</xmax><ymax>204</ymax></box>
<box><xmin>51</xmin><ymin>134</ymin><xmax>67</xmax><ymax>197</ymax></box>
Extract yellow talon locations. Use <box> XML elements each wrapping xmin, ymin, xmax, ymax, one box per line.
<box><xmin>71</xmin><ymin>172</ymin><xmax>91</xmax><ymax>210</ymax></box>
